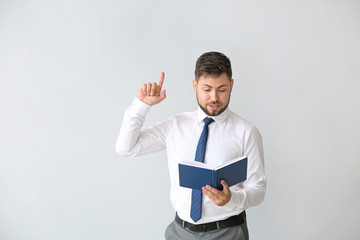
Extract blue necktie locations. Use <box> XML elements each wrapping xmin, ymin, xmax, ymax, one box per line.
<box><xmin>190</xmin><ymin>117</ymin><xmax>215</xmax><ymax>222</ymax></box>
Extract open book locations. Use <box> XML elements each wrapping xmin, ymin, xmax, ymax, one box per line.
<box><xmin>178</xmin><ymin>156</ymin><xmax>248</xmax><ymax>191</ymax></box>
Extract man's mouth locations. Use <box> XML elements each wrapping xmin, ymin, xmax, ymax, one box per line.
<box><xmin>208</xmin><ymin>104</ymin><xmax>220</xmax><ymax>111</ymax></box>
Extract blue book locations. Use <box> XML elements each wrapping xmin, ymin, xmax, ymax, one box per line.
<box><xmin>178</xmin><ymin>156</ymin><xmax>248</xmax><ymax>191</ymax></box>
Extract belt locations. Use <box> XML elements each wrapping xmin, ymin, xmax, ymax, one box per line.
<box><xmin>175</xmin><ymin>211</ymin><xmax>246</xmax><ymax>232</ymax></box>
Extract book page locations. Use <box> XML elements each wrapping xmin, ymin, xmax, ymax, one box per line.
<box><xmin>214</xmin><ymin>156</ymin><xmax>247</xmax><ymax>170</ymax></box>
<box><xmin>179</xmin><ymin>160</ymin><xmax>211</xmax><ymax>169</ymax></box>
<box><xmin>180</xmin><ymin>156</ymin><xmax>247</xmax><ymax>170</ymax></box>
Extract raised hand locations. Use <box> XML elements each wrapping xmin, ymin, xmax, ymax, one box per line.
<box><xmin>137</xmin><ymin>72</ymin><xmax>166</xmax><ymax>106</ymax></box>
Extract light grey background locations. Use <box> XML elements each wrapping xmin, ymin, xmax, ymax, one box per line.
<box><xmin>1</xmin><ymin>0</ymin><xmax>359</xmax><ymax>239</ymax></box>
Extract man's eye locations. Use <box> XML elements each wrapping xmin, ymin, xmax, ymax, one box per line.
<box><xmin>219</xmin><ymin>89</ymin><xmax>226</xmax><ymax>92</ymax></box>
<box><xmin>204</xmin><ymin>89</ymin><xmax>210</xmax><ymax>92</ymax></box>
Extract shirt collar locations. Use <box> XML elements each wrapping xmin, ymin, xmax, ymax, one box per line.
<box><xmin>197</xmin><ymin>106</ymin><xmax>230</xmax><ymax>125</ymax></box>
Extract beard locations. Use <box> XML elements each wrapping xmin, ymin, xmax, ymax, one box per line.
<box><xmin>197</xmin><ymin>99</ymin><xmax>230</xmax><ymax>116</ymax></box>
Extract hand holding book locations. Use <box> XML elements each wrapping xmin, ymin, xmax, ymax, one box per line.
<box><xmin>202</xmin><ymin>179</ymin><xmax>231</xmax><ymax>206</ymax></box>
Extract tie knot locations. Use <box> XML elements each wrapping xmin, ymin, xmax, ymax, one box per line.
<box><xmin>203</xmin><ymin>117</ymin><xmax>214</xmax><ymax>126</ymax></box>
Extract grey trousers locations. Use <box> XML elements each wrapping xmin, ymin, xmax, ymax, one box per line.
<box><xmin>165</xmin><ymin>218</ymin><xmax>249</xmax><ymax>240</ymax></box>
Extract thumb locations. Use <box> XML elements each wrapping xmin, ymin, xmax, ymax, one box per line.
<box><xmin>159</xmin><ymin>90</ymin><xmax>166</xmax><ymax>101</ymax></box>
<box><xmin>221</xmin><ymin>180</ymin><xmax>230</xmax><ymax>192</ymax></box>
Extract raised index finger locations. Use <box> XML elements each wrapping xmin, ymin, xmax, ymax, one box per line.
<box><xmin>158</xmin><ymin>72</ymin><xmax>165</xmax><ymax>88</ymax></box>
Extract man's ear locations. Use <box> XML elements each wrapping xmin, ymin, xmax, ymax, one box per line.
<box><xmin>230</xmin><ymin>79</ymin><xmax>234</xmax><ymax>92</ymax></box>
<box><xmin>192</xmin><ymin>79</ymin><xmax>197</xmax><ymax>91</ymax></box>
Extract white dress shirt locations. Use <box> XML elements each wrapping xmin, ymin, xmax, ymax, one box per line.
<box><xmin>116</xmin><ymin>98</ymin><xmax>266</xmax><ymax>224</ymax></box>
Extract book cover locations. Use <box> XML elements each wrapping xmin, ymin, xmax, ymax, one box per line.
<box><xmin>178</xmin><ymin>156</ymin><xmax>248</xmax><ymax>190</ymax></box>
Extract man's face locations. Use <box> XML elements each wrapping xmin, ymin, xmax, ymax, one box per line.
<box><xmin>193</xmin><ymin>73</ymin><xmax>234</xmax><ymax>116</ymax></box>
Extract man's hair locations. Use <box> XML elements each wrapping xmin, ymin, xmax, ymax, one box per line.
<box><xmin>194</xmin><ymin>51</ymin><xmax>232</xmax><ymax>81</ymax></box>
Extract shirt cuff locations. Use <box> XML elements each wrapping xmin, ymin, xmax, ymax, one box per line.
<box><xmin>223</xmin><ymin>189</ymin><xmax>245</xmax><ymax>211</ymax></box>
<box><xmin>128</xmin><ymin>97</ymin><xmax>151</xmax><ymax>117</ymax></box>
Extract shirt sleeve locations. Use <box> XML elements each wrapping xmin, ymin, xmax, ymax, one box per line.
<box><xmin>223</xmin><ymin>126</ymin><xmax>267</xmax><ymax>211</ymax></box>
<box><xmin>115</xmin><ymin>98</ymin><xmax>168</xmax><ymax>157</ymax></box>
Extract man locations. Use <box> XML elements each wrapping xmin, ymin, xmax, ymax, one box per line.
<box><xmin>116</xmin><ymin>52</ymin><xmax>266</xmax><ymax>239</ymax></box>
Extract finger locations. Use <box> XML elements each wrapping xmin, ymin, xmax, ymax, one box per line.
<box><xmin>220</xmin><ymin>180</ymin><xmax>230</xmax><ymax>193</ymax></box>
<box><xmin>159</xmin><ymin>90</ymin><xmax>166</xmax><ymax>101</ymax></box>
<box><xmin>151</xmin><ymin>82</ymin><xmax>157</xmax><ymax>96</ymax></box>
<box><xmin>204</xmin><ymin>185</ymin><xmax>222</xmax><ymax>198</ymax></box>
<box><xmin>155</xmin><ymin>72</ymin><xmax>165</xmax><ymax>95</ymax></box>
<box><xmin>158</xmin><ymin>72</ymin><xmax>165</xmax><ymax>88</ymax></box>
<box><xmin>219</xmin><ymin>180</ymin><xmax>231</xmax><ymax>205</ymax></box>
<box><xmin>146</xmin><ymin>83</ymin><xmax>152</xmax><ymax>95</ymax></box>
<box><xmin>220</xmin><ymin>180</ymin><xmax>231</xmax><ymax>198</ymax></box>
<box><xmin>205</xmin><ymin>184</ymin><xmax>221</xmax><ymax>194</ymax></box>
<box><xmin>140</xmin><ymin>84</ymin><xmax>147</xmax><ymax>95</ymax></box>
<box><xmin>203</xmin><ymin>186</ymin><xmax>221</xmax><ymax>203</ymax></box>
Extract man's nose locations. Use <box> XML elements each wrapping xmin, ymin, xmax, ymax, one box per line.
<box><xmin>210</xmin><ymin>90</ymin><xmax>219</xmax><ymax>102</ymax></box>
